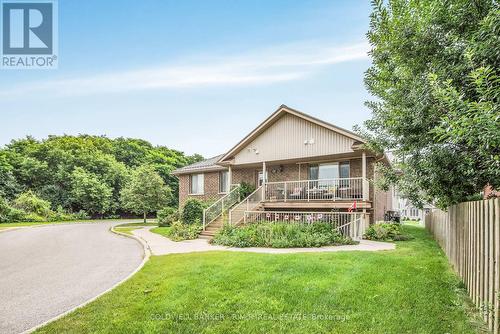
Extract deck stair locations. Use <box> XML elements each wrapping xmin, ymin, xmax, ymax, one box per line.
<box><xmin>228</xmin><ymin>186</ymin><xmax>264</xmax><ymax>225</ymax></box>
<box><xmin>199</xmin><ymin>215</ymin><xmax>224</xmax><ymax>239</ymax></box>
<box><xmin>201</xmin><ymin>185</ymin><xmax>242</xmax><ymax>240</ymax></box>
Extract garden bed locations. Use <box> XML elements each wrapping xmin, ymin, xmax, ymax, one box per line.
<box><xmin>211</xmin><ymin>221</ymin><xmax>357</xmax><ymax>248</ymax></box>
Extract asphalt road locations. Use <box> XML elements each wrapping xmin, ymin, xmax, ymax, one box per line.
<box><xmin>0</xmin><ymin>222</ymin><xmax>144</xmax><ymax>334</ymax></box>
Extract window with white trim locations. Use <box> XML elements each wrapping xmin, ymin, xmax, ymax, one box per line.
<box><xmin>190</xmin><ymin>173</ymin><xmax>204</xmax><ymax>194</ymax></box>
<box><xmin>219</xmin><ymin>171</ymin><xmax>229</xmax><ymax>193</ymax></box>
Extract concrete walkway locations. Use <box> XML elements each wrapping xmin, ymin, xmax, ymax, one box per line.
<box><xmin>132</xmin><ymin>227</ymin><xmax>395</xmax><ymax>256</ymax></box>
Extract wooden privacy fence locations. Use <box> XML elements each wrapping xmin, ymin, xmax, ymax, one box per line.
<box><xmin>425</xmin><ymin>198</ymin><xmax>500</xmax><ymax>332</ymax></box>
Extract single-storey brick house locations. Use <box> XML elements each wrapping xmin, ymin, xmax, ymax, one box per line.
<box><xmin>172</xmin><ymin>105</ymin><xmax>392</xmax><ymax>237</ymax></box>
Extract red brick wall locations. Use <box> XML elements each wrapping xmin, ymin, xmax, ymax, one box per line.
<box><xmin>178</xmin><ymin>171</ymin><xmax>225</xmax><ymax>208</ymax></box>
<box><xmin>267</xmin><ymin>163</ymin><xmax>301</xmax><ymax>182</ymax></box>
<box><xmin>232</xmin><ymin>168</ymin><xmax>255</xmax><ymax>187</ymax></box>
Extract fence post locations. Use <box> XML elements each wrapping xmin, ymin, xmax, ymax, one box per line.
<box><xmin>488</xmin><ymin>199</ymin><xmax>494</xmax><ymax>330</ymax></box>
<box><xmin>494</xmin><ymin>198</ymin><xmax>500</xmax><ymax>333</ymax></box>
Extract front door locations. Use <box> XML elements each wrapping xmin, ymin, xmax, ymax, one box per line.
<box><xmin>256</xmin><ymin>170</ymin><xmax>268</xmax><ymax>186</ymax></box>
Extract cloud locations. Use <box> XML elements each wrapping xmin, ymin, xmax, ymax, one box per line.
<box><xmin>0</xmin><ymin>41</ymin><xmax>369</xmax><ymax>98</ymax></box>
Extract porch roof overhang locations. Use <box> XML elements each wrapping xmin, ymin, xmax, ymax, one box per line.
<box><xmin>219</xmin><ymin>151</ymin><xmax>378</xmax><ymax>169</ymax></box>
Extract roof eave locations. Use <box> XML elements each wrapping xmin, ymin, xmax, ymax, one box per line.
<box><xmin>171</xmin><ymin>165</ymin><xmax>227</xmax><ymax>176</ymax></box>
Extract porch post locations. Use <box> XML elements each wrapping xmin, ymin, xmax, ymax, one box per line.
<box><xmin>228</xmin><ymin>165</ymin><xmax>232</xmax><ymax>188</ymax></box>
<box><xmin>362</xmin><ymin>151</ymin><xmax>367</xmax><ymax>201</ymax></box>
<box><xmin>262</xmin><ymin>161</ymin><xmax>266</xmax><ymax>200</ymax></box>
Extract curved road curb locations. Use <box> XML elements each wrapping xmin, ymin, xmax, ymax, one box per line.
<box><xmin>23</xmin><ymin>225</ymin><xmax>152</xmax><ymax>334</ymax></box>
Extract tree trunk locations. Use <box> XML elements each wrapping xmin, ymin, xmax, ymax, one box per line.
<box><xmin>143</xmin><ymin>212</ymin><xmax>146</xmax><ymax>223</ymax></box>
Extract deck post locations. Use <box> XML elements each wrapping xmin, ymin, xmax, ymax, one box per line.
<box><xmin>262</xmin><ymin>161</ymin><xmax>266</xmax><ymax>200</ymax></box>
<box><xmin>362</xmin><ymin>152</ymin><xmax>367</xmax><ymax>201</ymax></box>
<box><xmin>307</xmin><ymin>180</ymin><xmax>310</xmax><ymax>202</ymax></box>
<box><xmin>284</xmin><ymin>182</ymin><xmax>287</xmax><ymax>202</ymax></box>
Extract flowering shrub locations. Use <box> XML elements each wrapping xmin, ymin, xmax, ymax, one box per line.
<box><xmin>212</xmin><ymin>221</ymin><xmax>356</xmax><ymax>248</ymax></box>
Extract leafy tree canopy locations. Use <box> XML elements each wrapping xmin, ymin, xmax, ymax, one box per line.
<box><xmin>0</xmin><ymin>135</ymin><xmax>202</xmax><ymax>217</ymax></box>
<box><xmin>70</xmin><ymin>167</ymin><xmax>113</xmax><ymax>215</ymax></box>
<box><xmin>361</xmin><ymin>0</ymin><xmax>499</xmax><ymax>209</ymax></box>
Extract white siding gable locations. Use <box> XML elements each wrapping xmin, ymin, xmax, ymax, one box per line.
<box><xmin>233</xmin><ymin>113</ymin><xmax>355</xmax><ymax>164</ymax></box>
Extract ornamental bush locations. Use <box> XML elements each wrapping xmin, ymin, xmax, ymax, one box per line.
<box><xmin>238</xmin><ymin>182</ymin><xmax>255</xmax><ymax>199</ymax></box>
<box><xmin>363</xmin><ymin>223</ymin><xmax>411</xmax><ymax>241</ymax></box>
<box><xmin>211</xmin><ymin>222</ymin><xmax>356</xmax><ymax>248</ymax></box>
<box><xmin>166</xmin><ymin>221</ymin><xmax>202</xmax><ymax>241</ymax></box>
<box><xmin>181</xmin><ymin>198</ymin><xmax>205</xmax><ymax>225</ymax></box>
<box><xmin>157</xmin><ymin>207</ymin><xmax>179</xmax><ymax>227</ymax></box>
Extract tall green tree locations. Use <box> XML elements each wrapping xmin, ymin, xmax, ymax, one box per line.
<box><xmin>0</xmin><ymin>152</ymin><xmax>21</xmax><ymax>199</ymax></box>
<box><xmin>120</xmin><ymin>166</ymin><xmax>171</xmax><ymax>222</ymax></box>
<box><xmin>70</xmin><ymin>167</ymin><xmax>113</xmax><ymax>216</ymax></box>
<box><xmin>0</xmin><ymin>135</ymin><xmax>201</xmax><ymax>212</ymax></box>
<box><xmin>361</xmin><ymin>0</ymin><xmax>499</xmax><ymax>208</ymax></box>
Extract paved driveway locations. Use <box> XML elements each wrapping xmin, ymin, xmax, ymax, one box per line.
<box><xmin>0</xmin><ymin>223</ymin><xmax>144</xmax><ymax>334</ymax></box>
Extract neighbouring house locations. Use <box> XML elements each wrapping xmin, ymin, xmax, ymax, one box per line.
<box><xmin>483</xmin><ymin>184</ymin><xmax>499</xmax><ymax>199</ymax></box>
<box><xmin>172</xmin><ymin>105</ymin><xmax>392</xmax><ymax>238</ymax></box>
<box><xmin>392</xmin><ymin>189</ymin><xmax>434</xmax><ymax>222</ymax></box>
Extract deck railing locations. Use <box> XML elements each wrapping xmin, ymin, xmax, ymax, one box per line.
<box><xmin>264</xmin><ymin>177</ymin><xmax>368</xmax><ymax>202</ymax></box>
<box><xmin>228</xmin><ymin>185</ymin><xmax>263</xmax><ymax>225</ymax></box>
<box><xmin>243</xmin><ymin>211</ymin><xmax>368</xmax><ymax>239</ymax></box>
<box><xmin>202</xmin><ymin>184</ymin><xmax>241</xmax><ymax>230</ymax></box>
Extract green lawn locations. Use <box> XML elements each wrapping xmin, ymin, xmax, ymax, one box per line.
<box><xmin>150</xmin><ymin>226</ymin><xmax>171</xmax><ymax>237</ymax></box>
<box><xmin>403</xmin><ymin>220</ymin><xmax>423</xmax><ymax>226</ymax></box>
<box><xmin>0</xmin><ymin>221</ymin><xmax>72</xmax><ymax>228</ymax></box>
<box><xmin>115</xmin><ymin>222</ymin><xmax>158</xmax><ymax>228</ymax></box>
<box><xmin>113</xmin><ymin>227</ymin><xmax>141</xmax><ymax>235</ymax></box>
<box><xmin>113</xmin><ymin>223</ymin><xmax>158</xmax><ymax>236</ymax></box>
<box><xmin>0</xmin><ymin>219</ymin><xmax>157</xmax><ymax>229</ymax></box>
<box><xmin>35</xmin><ymin>226</ymin><xmax>483</xmax><ymax>334</ymax></box>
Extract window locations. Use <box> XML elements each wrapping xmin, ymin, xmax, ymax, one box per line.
<box><xmin>308</xmin><ymin>165</ymin><xmax>319</xmax><ymax>180</ymax></box>
<box><xmin>308</xmin><ymin>162</ymin><xmax>350</xmax><ymax>180</ymax></box>
<box><xmin>257</xmin><ymin>170</ymin><xmax>268</xmax><ymax>186</ymax></box>
<box><xmin>318</xmin><ymin>163</ymin><xmax>338</xmax><ymax>179</ymax></box>
<box><xmin>339</xmin><ymin>161</ymin><xmax>350</xmax><ymax>178</ymax></box>
<box><xmin>411</xmin><ymin>208</ymin><xmax>418</xmax><ymax>217</ymax></box>
<box><xmin>190</xmin><ymin>173</ymin><xmax>204</xmax><ymax>194</ymax></box>
<box><xmin>219</xmin><ymin>171</ymin><xmax>229</xmax><ymax>193</ymax></box>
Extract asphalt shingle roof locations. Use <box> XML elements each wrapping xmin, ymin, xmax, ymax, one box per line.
<box><xmin>172</xmin><ymin>154</ymin><xmax>224</xmax><ymax>174</ymax></box>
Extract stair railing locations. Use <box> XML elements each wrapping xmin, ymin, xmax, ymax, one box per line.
<box><xmin>335</xmin><ymin>213</ymin><xmax>368</xmax><ymax>240</ymax></box>
<box><xmin>202</xmin><ymin>185</ymin><xmax>241</xmax><ymax>230</ymax></box>
<box><xmin>228</xmin><ymin>185</ymin><xmax>263</xmax><ymax>225</ymax></box>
